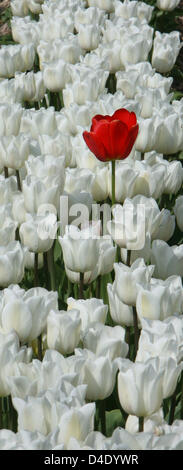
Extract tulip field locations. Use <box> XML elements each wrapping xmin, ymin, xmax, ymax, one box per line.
<box><xmin>0</xmin><ymin>0</ymin><xmax>183</xmax><ymax>453</ymax></box>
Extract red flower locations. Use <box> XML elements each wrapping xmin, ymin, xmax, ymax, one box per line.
<box><xmin>83</xmin><ymin>108</ymin><xmax>139</xmax><ymax>162</ymax></box>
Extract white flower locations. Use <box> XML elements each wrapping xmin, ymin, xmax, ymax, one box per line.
<box><xmin>0</xmin><ymin>103</ymin><xmax>23</xmax><ymax>137</ymax></box>
<box><xmin>136</xmin><ymin>276</ymin><xmax>183</xmax><ymax>322</ymax></box>
<box><xmin>118</xmin><ymin>358</ymin><xmax>164</xmax><ymax>417</ymax></box>
<box><xmin>107</xmin><ymin>282</ymin><xmax>134</xmax><ymax>327</ymax></box>
<box><xmin>82</xmin><ymin>323</ymin><xmax>128</xmax><ymax>360</ymax></box>
<box><xmin>114</xmin><ymin>259</ymin><xmax>154</xmax><ymax>306</ymax></box>
<box><xmin>0</xmin><ymin>242</ymin><xmax>26</xmax><ymax>287</ymax></box>
<box><xmin>14</xmin><ymin>71</ymin><xmax>46</xmax><ymax>103</ymax></box>
<box><xmin>0</xmin><ymin>330</ymin><xmax>31</xmax><ymax>396</ymax></box>
<box><xmin>58</xmin><ymin>223</ymin><xmax>101</xmax><ymax>273</ymax></box>
<box><xmin>19</xmin><ymin>212</ymin><xmax>56</xmax><ymax>254</ymax></box>
<box><xmin>152</xmin><ymin>31</ymin><xmax>182</xmax><ymax>73</ymax></box>
<box><xmin>20</xmin><ymin>107</ymin><xmax>57</xmax><ymax>139</ymax></box>
<box><xmin>0</xmin><ymin>134</ymin><xmax>30</xmax><ymax>170</ymax></box>
<box><xmin>157</xmin><ymin>0</ymin><xmax>180</xmax><ymax>11</ymax></box>
<box><xmin>76</xmin><ymin>348</ymin><xmax>118</xmax><ymax>400</ymax></box>
<box><xmin>47</xmin><ymin>309</ymin><xmax>81</xmax><ymax>355</ymax></box>
<box><xmin>22</xmin><ymin>176</ymin><xmax>60</xmax><ymax>213</ymax></box>
<box><xmin>77</xmin><ymin>25</ymin><xmax>101</xmax><ymax>51</ymax></box>
<box><xmin>25</xmin><ymin>154</ymin><xmax>65</xmax><ymax>193</ymax></box>
<box><xmin>151</xmin><ymin>240</ymin><xmax>183</xmax><ymax>279</ymax></box>
<box><xmin>67</xmin><ymin>297</ymin><xmax>108</xmax><ymax>334</ymax></box>
<box><xmin>42</xmin><ymin>60</ymin><xmax>69</xmax><ymax>92</ymax></box>
<box><xmin>0</xmin><ymin>44</ymin><xmax>35</xmax><ymax>79</ymax></box>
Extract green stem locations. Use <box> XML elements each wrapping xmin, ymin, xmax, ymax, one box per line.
<box><xmin>16</xmin><ymin>169</ymin><xmax>22</xmax><ymax>191</ymax></box>
<box><xmin>169</xmin><ymin>387</ymin><xmax>177</xmax><ymax>425</ymax></box>
<box><xmin>111</xmin><ymin>160</ymin><xmax>116</xmax><ymax>207</ymax></box>
<box><xmin>4</xmin><ymin>167</ymin><xmax>8</xmax><ymax>179</ymax></box>
<box><xmin>98</xmin><ymin>400</ymin><xmax>106</xmax><ymax>435</ymax></box>
<box><xmin>47</xmin><ymin>245</ymin><xmax>56</xmax><ymax>291</ymax></box>
<box><xmin>141</xmin><ymin>153</ymin><xmax>145</xmax><ymax>161</ymax></box>
<box><xmin>181</xmin><ymin>372</ymin><xmax>183</xmax><ymax>420</ymax></box>
<box><xmin>0</xmin><ymin>397</ymin><xmax>2</xmax><ymax>429</ymax></box>
<box><xmin>125</xmin><ymin>326</ymin><xmax>130</xmax><ymax>358</ymax></box>
<box><xmin>79</xmin><ymin>272</ymin><xmax>84</xmax><ymax>299</ymax></box>
<box><xmin>139</xmin><ymin>416</ymin><xmax>144</xmax><ymax>432</ymax></box>
<box><xmin>126</xmin><ymin>249</ymin><xmax>131</xmax><ymax>267</ymax></box>
<box><xmin>96</xmin><ymin>275</ymin><xmax>101</xmax><ymax>298</ymax></box>
<box><xmin>34</xmin><ymin>252</ymin><xmax>39</xmax><ymax>288</ymax></box>
<box><xmin>132</xmin><ymin>306</ymin><xmax>139</xmax><ymax>357</ymax></box>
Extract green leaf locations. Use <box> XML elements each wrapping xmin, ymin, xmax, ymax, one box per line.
<box><xmin>106</xmin><ymin>409</ymin><xmax>124</xmax><ymax>437</ymax></box>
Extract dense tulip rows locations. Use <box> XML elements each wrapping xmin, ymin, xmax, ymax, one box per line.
<box><xmin>0</xmin><ymin>0</ymin><xmax>183</xmax><ymax>451</ymax></box>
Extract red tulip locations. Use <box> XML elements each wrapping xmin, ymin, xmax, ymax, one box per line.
<box><xmin>83</xmin><ymin>108</ymin><xmax>139</xmax><ymax>162</ymax></box>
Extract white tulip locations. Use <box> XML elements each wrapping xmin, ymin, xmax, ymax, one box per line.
<box><xmin>151</xmin><ymin>240</ymin><xmax>183</xmax><ymax>279</ymax></box>
<box><xmin>88</xmin><ymin>0</ymin><xmax>114</xmax><ymax>12</ymax></box>
<box><xmin>67</xmin><ymin>297</ymin><xmax>107</xmax><ymax>334</ymax></box>
<box><xmin>42</xmin><ymin>59</ymin><xmax>69</xmax><ymax>92</ymax></box>
<box><xmin>20</xmin><ymin>107</ymin><xmax>57</xmax><ymax>139</ymax></box>
<box><xmin>76</xmin><ymin>348</ymin><xmax>118</xmax><ymax>400</ymax></box>
<box><xmin>75</xmin><ymin>6</ymin><xmax>106</xmax><ymax>30</ymax></box>
<box><xmin>153</xmin><ymin>113</ymin><xmax>183</xmax><ymax>154</ymax></box>
<box><xmin>0</xmin><ymin>44</ymin><xmax>35</xmax><ymax>78</ymax></box>
<box><xmin>118</xmin><ymin>358</ymin><xmax>164</xmax><ymax>417</ymax></box>
<box><xmin>14</xmin><ymin>71</ymin><xmax>46</xmax><ymax>103</ymax></box>
<box><xmin>11</xmin><ymin>0</ymin><xmax>29</xmax><ymax>16</ymax></box>
<box><xmin>11</xmin><ymin>16</ymin><xmax>40</xmax><ymax>47</ymax></box>
<box><xmin>0</xmin><ymin>134</ymin><xmax>30</xmax><ymax>170</ymax></box>
<box><xmin>152</xmin><ymin>31</ymin><xmax>182</xmax><ymax>73</ymax></box>
<box><xmin>19</xmin><ymin>212</ymin><xmax>56</xmax><ymax>254</ymax></box>
<box><xmin>64</xmin><ymin>168</ymin><xmax>94</xmax><ymax>195</ymax></box>
<box><xmin>114</xmin><ymin>259</ymin><xmax>154</xmax><ymax>306</ymax></box>
<box><xmin>0</xmin><ymin>103</ymin><xmax>22</xmax><ymax>137</ymax></box>
<box><xmin>47</xmin><ymin>309</ymin><xmax>81</xmax><ymax>355</ymax></box>
<box><xmin>78</xmin><ymin>25</ymin><xmax>101</xmax><ymax>51</ymax></box>
<box><xmin>136</xmin><ymin>276</ymin><xmax>183</xmax><ymax>322</ymax></box>
<box><xmin>0</xmin><ymin>241</ymin><xmax>26</xmax><ymax>287</ymax></box>
<box><xmin>0</xmin><ymin>330</ymin><xmax>31</xmax><ymax>396</ymax></box>
<box><xmin>25</xmin><ymin>155</ymin><xmax>65</xmax><ymax>193</ymax></box>
<box><xmin>37</xmin><ymin>37</ymin><xmax>82</xmax><ymax>68</ymax></box>
<box><xmin>107</xmin><ymin>282</ymin><xmax>134</xmax><ymax>327</ymax></box>
<box><xmin>157</xmin><ymin>0</ymin><xmax>180</xmax><ymax>11</ymax></box>
<box><xmin>107</xmin><ymin>201</ymin><xmax>146</xmax><ymax>250</ymax></box>
<box><xmin>83</xmin><ymin>323</ymin><xmax>128</xmax><ymax>360</ymax></box>
<box><xmin>22</xmin><ymin>176</ymin><xmax>60</xmax><ymax>213</ymax></box>
<box><xmin>58</xmin><ymin>223</ymin><xmax>101</xmax><ymax>273</ymax></box>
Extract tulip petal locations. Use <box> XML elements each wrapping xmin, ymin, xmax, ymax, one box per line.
<box><xmin>83</xmin><ymin>130</ymin><xmax>107</xmax><ymax>161</ymax></box>
<box><xmin>113</xmin><ymin>109</ymin><xmax>137</xmax><ymax>129</ymax></box>
<box><xmin>109</xmin><ymin>120</ymin><xmax>129</xmax><ymax>159</ymax></box>
<box><xmin>121</xmin><ymin>124</ymin><xmax>139</xmax><ymax>158</ymax></box>
<box><xmin>91</xmin><ymin>114</ymin><xmax>113</xmax><ymax>131</ymax></box>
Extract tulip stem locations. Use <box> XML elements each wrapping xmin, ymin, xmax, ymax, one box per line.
<box><xmin>111</xmin><ymin>160</ymin><xmax>116</xmax><ymax>207</ymax></box>
<box><xmin>34</xmin><ymin>253</ymin><xmax>43</xmax><ymax>361</ymax></box>
<box><xmin>125</xmin><ymin>326</ymin><xmax>130</xmax><ymax>358</ymax></box>
<box><xmin>34</xmin><ymin>252</ymin><xmax>39</xmax><ymax>288</ymax></box>
<box><xmin>47</xmin><ymin>245</ymin><xmax>56</xmax><ymax>291</ymax></box>
<box><xmin>132</xmin><ymin>306</ymin><xmax>139</xmax><ymax>357</ymax></box>
<box><xmin>139</xmin><ymin>416</ymin><xmax>144</xmax><ymax>432</ymax></box>
<box><xmin>126</xmin><ymin>250</ymin><xmax>131</xmax><ymax>267</ymax></box>
<box><xmin>141</xmin><ymin>153</ymin><xmax>145</xmax><ymax>161</ymax></box>
<box><xmin>98</xmin><ymin>400</ymin><xmax>106</xmax><ymax>435</ymax></box>
<box><xmin>16</xmin><ymin>170</ymin><xmax>22</xmax><ymax>191</ymax></box>
<box><xmin>4</xmin><ymin>167</ymin><xmax>8</xmax><ymax>179</ymax></box>
<box><xmin>0</xmin><ymin>397</ymin><xmax>2</xmax><ymax>429</ymax></box>
<box><xmin>79</xmin><ymin>272</ymin><xmax>84</xmax><ymax>299</ymax></box>
<box><xmin>96</xmin><ymin>275</ymin><xmax>101</xmax><ymax>298</ymax></box>
<box><xmin>168</xmin><ymin>388</ymin><xmax>177</xmax><ymax>425</ymax></box>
